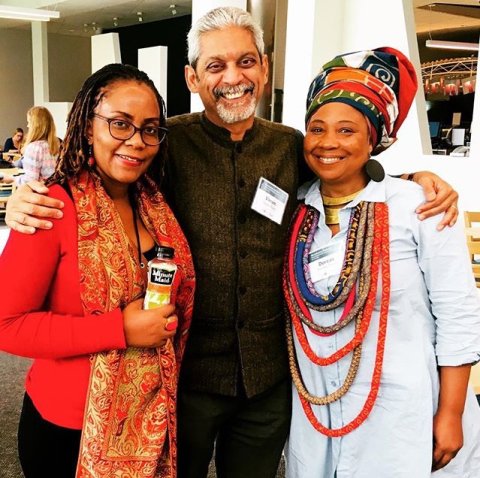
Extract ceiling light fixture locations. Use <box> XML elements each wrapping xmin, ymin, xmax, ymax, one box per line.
<box><xmin>426</xmin><ymin>40</ymin><xmax>479</xmax><ymax>52</ymax></box>
<box><xmin>113</xmin><ymin>17</ymin><xmax>119</xmax><ymax>27</ymax></box>
<box><xmin>137</xmin><ymin>11</ymin><xmax>143</xmax><ymax>22</ymax></box>
<box><xmin>91</xmin><ymin>21</ymin><xmax>102</xmax><ymax>34</ymax></box>
<box><xmin>170</xmin><ymin>4</ymin><xmax>177</xmax><ymax>15</ymax></box>
<box><xmin>0</xmin><ymin>5</ymin><xmax>60</xmax><ymax>22</ymax></box>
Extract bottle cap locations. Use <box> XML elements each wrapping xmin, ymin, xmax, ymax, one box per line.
<box><xmin>156</xmin><ymin>245</ymin><xmax>174</xmax><ymax>259</ymax></box>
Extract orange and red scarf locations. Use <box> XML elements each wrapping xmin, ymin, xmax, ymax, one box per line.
<box><xmin>71</xmin><ymin>170</ymin><xmax>195</xmax><ymax>478</ymax></box>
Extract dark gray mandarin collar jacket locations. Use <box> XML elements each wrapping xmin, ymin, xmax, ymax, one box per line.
<box><xmin>164</xmin><ymin>112</ymin><xmax>306</xmax><ymax>397</ymax></box>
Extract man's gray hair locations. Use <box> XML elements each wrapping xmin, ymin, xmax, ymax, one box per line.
<box><xmin>187</xmin><ymin>7</ymin><xmax>265</xmax><ymax>69</ymax></box>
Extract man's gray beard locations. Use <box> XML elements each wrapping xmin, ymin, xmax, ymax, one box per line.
<box><xmin>216</xmin><ymin>98</ymin><xmax>257</xmax><ymax>124</ymax></box>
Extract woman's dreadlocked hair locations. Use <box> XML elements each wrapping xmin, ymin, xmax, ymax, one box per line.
<box><xmin>46</xmin><ymin>63</ymin><xmax>167</xmax><ymax>188</ymax></box>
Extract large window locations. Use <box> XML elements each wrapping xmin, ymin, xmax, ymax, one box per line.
<box><xmin>414</xmin><ymin>1</ymin><xmax>479</xmax><ymax>157</ymax></box>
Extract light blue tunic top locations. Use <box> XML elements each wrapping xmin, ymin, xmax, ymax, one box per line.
<box><xmin>286</xmin><ymin>176</ymin><xmax>480</xmax><ymax>478</ymax></box>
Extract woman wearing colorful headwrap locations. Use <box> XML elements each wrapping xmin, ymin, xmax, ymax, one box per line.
<box><xmin>0</xmin><ymin>64</ymin><xmax>195</xmax><ymax>478</ymax></box>
<box><xmin>284</xmin><ymin>47</ymin><xmax>480</xmax><ymax>477</ymax></box>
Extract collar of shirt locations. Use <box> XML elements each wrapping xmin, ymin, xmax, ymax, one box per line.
<box><xmin>199</xmin><ymin>112</ymin><xmax>259</xmax><ymax>149</ymax></box>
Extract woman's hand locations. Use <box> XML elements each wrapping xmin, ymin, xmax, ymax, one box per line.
<box><xmin>411</xmin><ymin>171</ymin><xmax>459</xmax><ymax>230</ymax></box>
<box><xmin>5</xmin><ymin>181</ymin><xmax>64</xmax><ymax>234</ymax></box>
<box><xmin>432</xmin><ymin>409</ymin><xmax>464</xmax><ymax>471</ymax></box>
<box><xmin>0</xmin><ymin>174</ymin><xmax>14</xmax><ymax>184</ymax></box>
<box><xmin>122</xmin><ymin>299</ymin><xmax>178</xmax><ymax>348</ymax></box>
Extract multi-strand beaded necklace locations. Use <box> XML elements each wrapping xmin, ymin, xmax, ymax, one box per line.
<box><xmin>283</xmin><ymin>198</ymin><xmax>391</xmax><ymax>437</ymax></box>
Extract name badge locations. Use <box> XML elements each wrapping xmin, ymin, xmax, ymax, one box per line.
<box><xmin>309</xmin><ymin>243</ymin><xmax>344</xmax><ymax>283</ymax></box>
<box><xmin>251</xmin><ymin>177</ymin><xmax>289</xmax><ymax>225</ymax></box>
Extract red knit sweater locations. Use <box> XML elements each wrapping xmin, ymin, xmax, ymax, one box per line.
<box><xmin>0</xmin><ymin>185</ymin><xmax>126</xmax><ymax>429</ymax></box>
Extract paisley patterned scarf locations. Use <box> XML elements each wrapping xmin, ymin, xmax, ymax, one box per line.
<box><xmin>71</xmin><ymin>170</ymin><xmax>195</xmax><ymax>478</ymax></box>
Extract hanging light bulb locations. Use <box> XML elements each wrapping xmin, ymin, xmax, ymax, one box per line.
<box><xmin>137</xmin><ymin>11</ymin><xmax>143</xmax><ymax>22</ymax></box>
<box><xmin>113</xmin><ymin>17</ymin><xmax>118</xmax><ymax>27</ymax></box>
<box><xmin>170</xmin><ymin>4</ymin><xmax>177</xmax><ymax>15</ymax></box>
<box><xmin>91</xmin><ymin>21</ymin><xmax>102</xmax><ymax>35</ymax></box>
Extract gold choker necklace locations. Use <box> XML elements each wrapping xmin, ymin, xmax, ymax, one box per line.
<box><xmin>322</xmin><ymin>190</ymin><xmax>363</xmax><ymax>225</ymax></box>
<box><xmin>322</xmin><ymin>191</ymin><xmax>362</xmax><ymax>206</ymax></box>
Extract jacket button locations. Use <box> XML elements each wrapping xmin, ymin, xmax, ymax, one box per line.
<box><xmin>239</xmin><ymin>286</ymin><xmax>247</xmax><ymax>295</ymax></box>
<box><xmin>237</xmin><ymin>320</ymin><xmax>245</xmax><ymax>329</ymax></box>
<box><xmin>238</xmin><ymin>215</ymin><xmax>247</xmax><ymax>224</ymax></box>
<box><xmin>239</xmin><ymin>249</ymin><xmax>248</xmax><ymax>259</ymax></box>
<box><xmin>238</xmin><ymin>178</ymin><xmax>246</xmax><ymax>188</ymax></box>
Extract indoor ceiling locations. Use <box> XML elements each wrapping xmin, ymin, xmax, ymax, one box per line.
<box><xmin>0</xmin><ymin>0</ymin><xmax>192</xmax><ymax>36</ymax></box>
<box><xmin>414</xmin><ymin>0</ymin><xmax>480</xmax><ymax>33</ymax></box>
<box><xmin>0</xmin><ymin>0</ymin><xmax>479</xmax><ymax>37</ymax></box>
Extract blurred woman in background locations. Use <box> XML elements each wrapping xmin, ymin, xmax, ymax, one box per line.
<box><xmin>1</xmin><ymin>107</ymin><xmax>59</xmax><ymax>185</ymax></box>
<box><xmin>3</xmin><ymin>127</ymin><xmax>24</xmax><ymax>153</ymax></box>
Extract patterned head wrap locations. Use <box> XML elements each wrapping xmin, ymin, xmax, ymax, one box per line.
<box><xmin>305</xmin><ymin>46</ymin><xmax>418</xmax><ymax>152</ymax></box>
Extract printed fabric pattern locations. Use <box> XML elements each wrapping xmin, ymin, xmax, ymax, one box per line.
<box><xmin>72</xmin><ymin>170</ymin><xmax>195</xmax><ymax>478</ymax></box>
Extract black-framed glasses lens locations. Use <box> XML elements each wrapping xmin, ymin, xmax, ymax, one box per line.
<box><xmin>108</xmin><ymin>120</ymin><xmax>167</xmax><ymax>146</ymax></box>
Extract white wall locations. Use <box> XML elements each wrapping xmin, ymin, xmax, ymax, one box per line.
<box><xmin>0</xmin><ymin>27</ymin><xmax>90</xmax><ymax>144</ymax></box>
<box><xmin>138</xmin><ymin>46</ymin><xmax>168</xmax><ymax>112</ymax></box>
<box><xmin>283</xmin><ymin>0</ymin><xmax>345</xmax><ymax>131</ymax></box>
<box><xmin>48</xmin><ymin>32</ymin><xmax>90</xmax><ymax>138</ymax></box>
<box><xmin>0</xmin><ymin>28</ymin><xmax>33</xmax><ymax>145</ymax></box>
<box><xmin>91</xmin><ymin>33</ymin><xmax>121</xmax><ymax>74</ymax></box>
<box><xmin>42</xmin><ymin>101</ymin><xmax>72</xmax><ymax>140</ymax></box>
<box><xmin>49</xmin><ymin>32</ymin><xmax>91</xmax><ymax>103</ymax></box>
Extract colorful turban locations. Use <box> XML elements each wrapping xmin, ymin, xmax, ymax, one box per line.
<box><xmin>305</xmin><ymin>46</ymin><xmax>418</xmax><ymax>152</ymax></box>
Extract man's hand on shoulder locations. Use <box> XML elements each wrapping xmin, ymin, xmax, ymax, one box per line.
<box><xmin>6</xmin><ymin>181</ymin><xmax>64</xmax><ymax>234</ymax></box>
<box><xmin>408</xmin><ymin>171</ymin><xmax>459</xmax><ymax>231</ymax></box>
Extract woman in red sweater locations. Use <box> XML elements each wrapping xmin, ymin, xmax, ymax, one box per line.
<box><xmin>0</xmin><ymin>64</ymin><xmax>195</xmax><ymax>478</ymax></box>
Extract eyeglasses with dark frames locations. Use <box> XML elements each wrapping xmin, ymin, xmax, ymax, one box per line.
<box><xmin>92</xmin><ymin>113</ymin><xmax>168</xmax><ymax>146</ymax></box>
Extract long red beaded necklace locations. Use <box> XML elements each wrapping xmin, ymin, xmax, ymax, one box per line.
<box><xmin>283</xmin><ymin>201</ymin><xmax>391</xmax><ymax>437</ymax></box>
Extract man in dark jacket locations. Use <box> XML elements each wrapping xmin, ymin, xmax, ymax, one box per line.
<box><xmin>164</xmin><ymin>8</ymin><xmax>304</xmax><ymax>478</ymax></box>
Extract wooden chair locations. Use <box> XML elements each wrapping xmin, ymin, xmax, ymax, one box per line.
<box><xmin>464</xmin><ymin>212</ymin><xmax>480</xmax><ymax>393</ymax></box>
<box><xmin>464</xmin><ymin>211</ymin><xmax>480</xmax><ymax>287</ymax></box>
<box><xmin>471</xmin><ymin>363</ymin><xmax>480</xmax><ymax>395</ymax></box>
<box><xmin>0</xmin><ymin>182</ymin><xmax>15</xmax><ymax>221</ymax></box>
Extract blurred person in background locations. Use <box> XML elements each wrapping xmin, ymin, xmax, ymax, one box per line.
<box><xmin>3</xmin><ymin>127</ymin><xmax>24</xmax><ymax>153</ymax></box>
<box><xmin>1</xmin><ymin>107</ymin><xmax>59</xmax><ymax>185</ymax></box>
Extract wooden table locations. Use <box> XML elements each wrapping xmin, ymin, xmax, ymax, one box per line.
<box><xmin>0</xmin><ymin>168</ymin><xmax>22</xmax><ymax>177</ymax></box>
<box><xmin>2</xmin><ymin>152</ymin><xmax>21</xmax><ymax>162</ymax></box>
<box><xmin>0</xmin><ymin>175</ymin><xmax>15</xmax><ymax>218</ymax></box>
